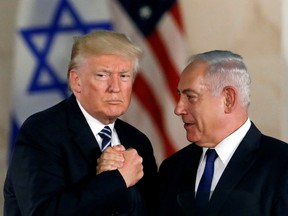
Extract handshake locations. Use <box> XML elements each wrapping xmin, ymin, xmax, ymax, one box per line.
<box><xmin>96</xmin><ymin>145</ymin><xmax>144</xmax><ymax>188</ymax></box>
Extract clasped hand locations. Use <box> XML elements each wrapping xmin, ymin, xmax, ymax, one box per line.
<box><xmin>96</xmin><ymin>145</ymin><xmax>144</xmax><ymax>187</ymax></box>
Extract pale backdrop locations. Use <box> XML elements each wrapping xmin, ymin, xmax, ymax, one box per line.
<box><xmin>1</xmin><ymin>0</ymin><xmax>288</xmax><ymax>214</ymax></box>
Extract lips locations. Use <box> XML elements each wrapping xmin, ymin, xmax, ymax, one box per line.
<box><xmin>106</xmin><ymin>100</ymin><xmax>123</xmax><ymax>105</ymax></box>
<box><xmin>184</xmin><ymin>122</ymin><xmax>195</xmax><ymax>130</ymax></box>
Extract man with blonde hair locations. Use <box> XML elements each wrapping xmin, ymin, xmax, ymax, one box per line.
<box><xmin>4</xmin><ymin>30</ymin><xmax>158</xmax><ymax>216</ymax></box>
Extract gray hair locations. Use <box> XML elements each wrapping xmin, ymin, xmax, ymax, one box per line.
<box><xmin>67</xmin><ymin>30</ymin><xmax>143</xmax><ymax>82</ymax></box>
<box><xmin>188</xmin><ymin>50</ymin><xmax>251</xmax><ymax>108</ymax></box>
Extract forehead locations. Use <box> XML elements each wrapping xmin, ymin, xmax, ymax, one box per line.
<box><xmin>81</xmin><ymin>54</ymin><xmax>134</xmax><ymax>69</ymax></box>
<box><xmin>98</xmin><ymin>53</ymin><xmax>131</xmax><ymax>62</ymax></box>
<box><xmin>178</xmin><ymin>61</ymin><xmax>208</xmax><ymax>90</ymax></box>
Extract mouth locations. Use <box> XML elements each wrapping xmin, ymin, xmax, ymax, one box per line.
<box><xmin>184</xmin><ymin>122</ymin><xmax>195</xmax><ymax>130</ymax></box>
<box><xmin>106</xmin><ymin>100</ymin><xmax>123</xmax><ymax>105</ymax></box>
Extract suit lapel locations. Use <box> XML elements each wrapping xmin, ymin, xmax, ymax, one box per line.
<box><xmin>114</xmin><ymin>119</ymin><xmax>135</xmax><ymax>150</ymax></box>
<box><xmin>66</xmin><ymin>95</ymin><xmax>101</xmax><ymax>165</ymax></box>
<box><xmin>114</xmin><ymin>120</ymin><xmax>128</xmax><ymax>147</ymax></box>
<box><xmin>185</xmin><ymin>144</ymin><xmax>203</xmax><ymax>191</ymax></box>
<box><xmin>177</xmin><ymin>144</ymin><xmax>202</xmax><ymax>212</ymax></box>
<box><xmin>209</xmin><ymin>123</ymin><xmax>262</xmax><ymax>214</ymax></box>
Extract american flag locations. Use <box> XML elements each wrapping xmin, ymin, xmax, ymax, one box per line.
<box><xmin>10</xmin><ymin>0</ymin><xmax>188</xmax><ymax>165</ymax></box>
<box><xmin>110</xmin><ymin>0</ymin><xmax>188</xmax><ymax>164</ymax></box>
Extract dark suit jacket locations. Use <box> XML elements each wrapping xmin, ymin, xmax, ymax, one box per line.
<box><xmin>4</xmin><ymin>94</ymin><xmax>158</xmax><ymax>216</ymax></box>
<box><xmin>157</xmin><ymin>122</ymin><xmax>288</xmax><ymax>216</ymax></box>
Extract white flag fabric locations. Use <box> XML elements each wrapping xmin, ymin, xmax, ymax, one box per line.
<box><xmin>10</xmin><ymin>0</ymin><xmax>189</xmax><ymax>165</ymax></box>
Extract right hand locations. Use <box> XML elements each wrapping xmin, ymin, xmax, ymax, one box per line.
<box><xmin>118</xmin><ymin>148</ymin><xmax>144</xmax><ymax>188</ymax></box>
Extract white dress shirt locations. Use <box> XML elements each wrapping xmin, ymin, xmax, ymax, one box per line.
<box><xmin>195</xmin><ymin>118</ymin><xmax>251</xmax><ymax>196</ymax></box>
<box><xmin>77</xmin><ymin>100</ymin><xmax>121</xmax><ymax>150</ymax></box>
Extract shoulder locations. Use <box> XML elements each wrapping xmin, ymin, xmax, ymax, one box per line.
<box><xmin>160</xmin><ymin>144</ymin><xmax>200</xmax><ymax>169</ymax></box>
<box><xmin>247</xmin><ymin>122</ymin><xmax>288</xmax><ymax>159</ymax></box>
<box><xmin>115</xmin><ymin>118</ymin><xmax>149</xmax><ymax>140</ymax></box>
<box><xmin>22</xmin><ymin>95</ymin><xmax>77</xmax><ymax>129</ymax></box>
<box><xmin>115</xmin><ymin>118</ymin><xmax>155</xmax><ymax>155</ymax></box>
<box><xmin>260</xmin><ymin>134</ymin><xmax>288</xmax><ymax>159</ymax></box>
<box><xmin>17</xmin><ymin>96</ymin><xmax>79</xmax><ymax>148</ymax></box>
<box><xmin>13</xmin><ymin>95</ymin><xmax>82</xmax><ymax>157</ymax></box>
<box><xmin>22</xmin><ymin>98</ymin><xmax>69</xmax><ymax>129</ymax></box>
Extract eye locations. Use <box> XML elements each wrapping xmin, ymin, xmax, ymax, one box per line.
<box><xmin>95</xmin><ymin>72</ymin><xmax>109</xmax><ymax>80</ymax></box>
<box><xmin>120</xmin><ymin>72</ymin><xmax>132</xmax><ymax>81</ymax></box>
<box><xmin>187</xmin><ymin>94</ymin><xmax>198</xmax><ymax>102</ymax></box>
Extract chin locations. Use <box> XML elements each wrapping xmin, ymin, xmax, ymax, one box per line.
<box><xmin>108</xmin><ymin>112</ymin><xmax>124</xmax><ymax>120</ymax></box>
<box><xmin>187</xmin><ymin>133</ymin><xmax>198</xmax><ymax>141</ymax></box>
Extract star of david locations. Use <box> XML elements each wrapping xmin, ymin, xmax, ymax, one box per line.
<box><xmin>20</xmin><ymin>0</ymin><xmax>113</xmax><ymax>98</ymax></box>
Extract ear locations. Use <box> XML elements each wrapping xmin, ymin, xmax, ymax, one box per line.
<box><xmin>69</xmin><ymin>69</ymin><xmax>81</xmax><ymax>93</ymax></box>
<box><xmin>223</xmin><ymin>86</ymin><xmax>236</xmax><ymax>113</ymax></box>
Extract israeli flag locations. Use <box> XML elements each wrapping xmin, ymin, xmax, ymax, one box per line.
<box><xmin>10</xmin><ymin>0</ymin><xmax>112</xmax><ymax>158</ymax></box>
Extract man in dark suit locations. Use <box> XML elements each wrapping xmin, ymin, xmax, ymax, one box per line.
<box><xmin>157</xmin><ymin>50</ymin><xmax>288</xmax><ymax>216</ymax></box>
<box><xmin>4</xmin><ymin>30</ymin><xmax>158</xmax><ymax>216</ymax></box>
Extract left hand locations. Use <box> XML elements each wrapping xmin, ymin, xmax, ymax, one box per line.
<box><xmin>96</xmin><ymin>145</ymin><xmax>125</xmax><ymax>174</ymax></box>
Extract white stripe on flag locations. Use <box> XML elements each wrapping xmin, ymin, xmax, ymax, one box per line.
<box><xmin>158</xmin><ymin>12</ymin><xmax>189</xmax><ymax>72</ymax></box>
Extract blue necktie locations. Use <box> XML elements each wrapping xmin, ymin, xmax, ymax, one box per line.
<box><xmin>195</xmin><ymin>149</ymin><xmax>218</xmax><ymax>209</ymax></box>
<box><xmin>98</xmin><ymin>126</ymin><xmax>112</xmax><ymax>151</ymax></box>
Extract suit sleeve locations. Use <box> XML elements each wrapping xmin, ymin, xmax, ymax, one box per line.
<box><xmin>273</xmin><ymin>167</ymin><xmax>288</xmax><ymax>215</ymax></box>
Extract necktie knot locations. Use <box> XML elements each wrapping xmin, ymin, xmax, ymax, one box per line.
<box><xmin>98</xmin><ymin>126</ymin><xmax>112</xmax><ymax>151</ymax></box>
<box><xmin>206</xmin><ymin>149</ymin><xmax>218</xmax><ymax>163</ymax></box>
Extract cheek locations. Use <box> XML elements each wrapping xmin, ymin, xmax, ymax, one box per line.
<box><xmin>123</xmin><ymin>84</ymin><xmax>133</xmax><ymax>96</ymax></box>
<box><xmin>88</xmin><ymin>80</ymin><xmax>107</xmax><ymax>94</ymax></box>
<box><xmin>192</xmin><ymin>105</ymin><xmax>217</xmax><ymax>128</ymax></box>
<box><xmin>202</xmin><ymin>107</ymin><xmax>224</xmax><ymax>132</ymax></box>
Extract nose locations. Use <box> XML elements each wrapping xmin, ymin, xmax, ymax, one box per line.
<box><xmin>108</xmin><ymin>74</ymin><xmax>120</xmax><ymax>92</ymax></box>
<box><xmin>174</xmin><ymin>97</ymin><xmax>186</xmax><ymax>116</ymax></box>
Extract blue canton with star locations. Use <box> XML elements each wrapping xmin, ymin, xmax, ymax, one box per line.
<box><xmin>20</xmin><ymin>0</ymin><xmax>113</xmax><ymax>98</ymax></box>
<box><xmin>117</xmin><ymin>0</ymin><xmax>175</xmax><ymax>36</ymax></box>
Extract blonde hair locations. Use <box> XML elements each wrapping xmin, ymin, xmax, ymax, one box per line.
<box><xmin>67</xmin><ymin>30</ymin><xmax>143</xmax><ymax>84</ymax></box>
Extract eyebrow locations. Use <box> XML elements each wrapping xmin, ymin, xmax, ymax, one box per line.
<box><xmin>95</xmin><ymin>68</ymin><xmax>110</xmax><ymax>72</ymax></box>
<box><xmin>178</xmin><ymin>88</ymin><xmax>199</xmax><ymax>95</ymax></box>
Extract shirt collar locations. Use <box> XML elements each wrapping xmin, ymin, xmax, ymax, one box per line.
<box><xmin>76</xmin><ymin>100</ymin><xmax>115</xmax><ymax>136</ymax></box>
<box><xmin>202</xmin><ymin>118</ymin><xmax>251</xmax><ymax>166</ymax></box>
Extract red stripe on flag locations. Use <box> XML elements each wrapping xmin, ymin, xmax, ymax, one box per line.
<box><xmin>133</xmin><ymin>73</ymin><xmax>176</xmax><ymax>157</ymax></box>
<box><xmin>146</xmin><ymin>31</ymin><xmax>180</xmax><ymax>103</ymax></box>
<box><xmin>170</xmin><ymin>3</ymin><xmax>185</xmax><ymax>33</ymax></box>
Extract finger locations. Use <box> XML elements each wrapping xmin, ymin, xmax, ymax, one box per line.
<box><xmin>98</xmin><ymin>158</ymin><xmax>124</xmax><ymax>167</ymax></box>
<box><xmin>112</xmin><ymin>144</ymin><xmax>126</xmax><ymax>151</ymax></box>
<box><xmin>96</xmin><ymin>159</ymin><xmax>124</xmax><ymax>174</ymax></box>
<box><xmin>100</xmin><ymin>149</ymin><xmax>125</xmax><ymax>162</ymax></box>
